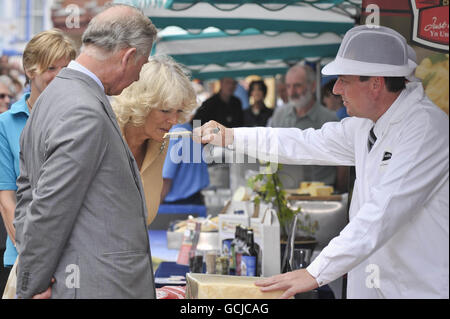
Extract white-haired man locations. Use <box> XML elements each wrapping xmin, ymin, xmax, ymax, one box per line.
<box><xmin>15</xmin><ymin>4</ymin><xmax>157</xmax><ymax>298</ymax></box>
<box><xmin>195</xmin><ymin>25</ymin><xmax>449</xmax><ymax>299</ymax></box>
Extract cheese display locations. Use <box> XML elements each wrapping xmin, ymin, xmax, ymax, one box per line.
<box><xmin>314</xmin><ymin>186</ymin><xmax>334</xmax><ymax>196</ymax></box>
<box><xmin>415</xmin><ymin>53</ymin><xmax>449</xmax><ymax>115</ymax></box>
<box><xmin>186</xmin><ymin>273</ymin><xmax>285</xmax><ymax>299</ymax></box>
<box><xmin>297</xmin><ymin>182</ymin><xmax>334</xmax><ymax>196</ymax></box>
<box><xmin>173</xmin><ymin>216</ymin><xmax>219</xmax><ymax>233</ymax></box>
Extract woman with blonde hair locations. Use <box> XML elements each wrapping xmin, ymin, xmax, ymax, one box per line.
<box><xmin>112</xmin><ymin>55</ymin><xmax>197</xmax><ymax>226</ymax></box>
<box><xmin>0</xmin><ymin>28</ymin><xmax>77</xmax><ymax>297</ymax></box>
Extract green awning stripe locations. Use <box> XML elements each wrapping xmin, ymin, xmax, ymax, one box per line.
<box><xmin>164</xmin><ymin>43</ymin><xmax>340</xmax><ymax>65</ymax></box>
<box><xmin>151</xmin><ymin>17</ymin><xmax>353</xmax><ymax>35</ymax></box>
<box><xmin>116</xmin><ymin>0</ymin><xmax>355</xmax><ymax>9</ymax></box>
<box><xmin>191</xmin><ymin>66</ymin><xmax>289</xmax><ymax>80</ymax></box>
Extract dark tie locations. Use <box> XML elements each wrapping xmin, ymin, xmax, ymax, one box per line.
<box><xmin>367</xmin><ymin>127</ymin><xmax>377</xmax><ymax>152</ymax></box>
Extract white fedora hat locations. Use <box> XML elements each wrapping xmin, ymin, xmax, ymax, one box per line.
<box><xmin>322</xmin><ymin>25</ymin><xmax>416</xmax><ymax>77</ymax></box>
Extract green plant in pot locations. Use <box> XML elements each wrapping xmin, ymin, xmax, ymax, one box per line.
<box><xmin>247</xmin><ymin>163</ymin><xmax>319</xmax><ymax>243</ymax></box>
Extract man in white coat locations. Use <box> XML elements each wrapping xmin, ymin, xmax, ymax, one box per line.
<box><xmin>194</xmin><ymin>25</ymin><xmax>449</xmax><ymax>298</ymax></box>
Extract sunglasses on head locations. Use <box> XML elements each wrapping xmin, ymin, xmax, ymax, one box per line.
<box><xmin>0</xmin><ymin>93</ymin><xmax>13</xmax><ymax>99</ymax></box>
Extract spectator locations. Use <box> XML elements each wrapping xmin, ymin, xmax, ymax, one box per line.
<box><xmin>193</xmin><ymin>77</ymin><xmax>244</xmax><ymax>128</ymax></box>
<box><xmin>0</xmin><ymin>55</ymin><xmax>24</xmax><ymax>78</ymax></box>
<box><xmin>275</xmin><ymin>74</ymin><xmax>288</xmax><ymax>108</ymax></box>
<box><xmin>243</xmin><ymin>80</ymin><xmax>273</xmax><ymax>127</ymax></box>
<box><xmin>269</xmin><ymin>63</ymin><xmax>340</xmax><ymax>188</ymax></box>
<box><xmin>112</xmin><ymin>55</ymin><xmax>198</xmax><ymax>226</ymax></box>
<box><xmin>234</xmin><ymin>81</ymin><xmax>250</xmax><ymax>110</ymax></box>
<box><xmin>322</xmin><ymin>78</ymin><xmax>349</xmax><ymax>120</ymax></box>
<box><xmin>13</xmin><ymin>4</ymin><xmax>158</xmax><ymax>299</ymax></box>
<box><xmin>161</xmin><ymin>114</ymin><xmax>210</xmax><ymax>206</ymax></box>
<box><xmin>0</xmin><ymin>81</ymin><xmax>12</xmax><ymax>114</ymax></box>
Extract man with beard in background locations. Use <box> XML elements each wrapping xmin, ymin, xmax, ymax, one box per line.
<box><xmin>269</xmin><ymin>63</ymin><xmax>342</xmax><ymax>190</ymax></box>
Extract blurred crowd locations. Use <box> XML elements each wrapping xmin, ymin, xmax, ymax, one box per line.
<box><xmin>0</xmin><ymin>55</ymin><xmax>27</xmax><ymax>114</ymax></box>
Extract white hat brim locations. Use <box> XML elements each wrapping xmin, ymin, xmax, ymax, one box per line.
<box><xmin>406</xmin><ymin>58</ymin><xmax>420</xmax><ymax>82</ymax></box>
<box><xmin>322</xmin><ymin>56</ymin><xmax>416</xmax><ymax>77</ymax></box>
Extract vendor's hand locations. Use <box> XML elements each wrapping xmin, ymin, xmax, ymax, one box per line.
<box><xmin>192</xmin><ymin>120</ymin><xmax>234</xmax><ymax>147</ymax></box>
<box><xmin>32</xmin><ymin>278</ymin><xmax>55</xmax><ymax>299</ymax></box>
<box><xmin>255</xmin><ymin>269</ymin><xmax>319</xmax><ymax>299</ymax></box>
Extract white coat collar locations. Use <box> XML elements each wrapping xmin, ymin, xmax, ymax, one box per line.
<box><xmin>373</xmin><ymin>82</ymin><xmax>423</xmax><ymax>139</ymax></box>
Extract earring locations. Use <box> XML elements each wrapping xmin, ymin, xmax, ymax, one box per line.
<box><xmin>159</xmin><ymin>140</ymin><xmax>166</xmax><ymax>154</ymax></box>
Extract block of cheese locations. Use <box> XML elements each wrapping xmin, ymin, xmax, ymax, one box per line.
<box><xmin>298</xmin><ymin>182</ymin><xmax>334</xmax><ymax>196</ymax></box>
<box><xmin>186</xmin><ymin>273</ymin><xmax>284</xmax><ymax>299</ymax></box>
<box><xmin>315</xmin><ymin>185</ymin><xmax>334</xmax><ymax>196</ymax></box>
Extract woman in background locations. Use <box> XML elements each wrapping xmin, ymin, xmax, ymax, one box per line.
<box><xmin>243</xmin><ymin>80</ymin><xmax>273</xmax><ymax>127</ymax></box>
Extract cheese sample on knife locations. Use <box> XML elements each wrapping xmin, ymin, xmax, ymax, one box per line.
<box><xmin>186</xmin><ymin>273</ymin><xmax>284</xmax><ymax>299</ymax></box>
<box><xmin>163</xmin><ymin>131</ymin><xmax>192</xmax><ymax>139</ymax></box>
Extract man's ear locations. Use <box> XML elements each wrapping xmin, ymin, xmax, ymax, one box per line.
<box><xmin>371</xmin><ymin>76</ymin><xmax>384</xmax><ymax>91</ymax></box>
<box><xmin>369</xmin><ymin>76</ymin><xmax>385</xmax><ymax>98</ymax></box>
<box><xmin>121</xmin><ymin>47</ymin><xmax>137</xmax><ymax>67</ymax></box>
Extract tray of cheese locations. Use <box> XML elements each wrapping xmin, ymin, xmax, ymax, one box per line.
<box><xmin>185</xmin><ymin>273</ymin><xmax>285</xmax><ymax>299</ymax></box>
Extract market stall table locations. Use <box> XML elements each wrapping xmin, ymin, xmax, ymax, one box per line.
<box><xmin>149</xmin><ymin>230</ymin><xmax>335</xmax><ymax>298</ymax></box>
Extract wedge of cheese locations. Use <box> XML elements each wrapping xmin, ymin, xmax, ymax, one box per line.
<box><xmin>186</xmin><ymin>273</ymin><xmax>285</xmax><ymax>299</ymax></box>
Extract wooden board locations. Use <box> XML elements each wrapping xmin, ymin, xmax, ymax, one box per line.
<box><xmin>285</xmin><ymin>189</ymin><xmax>342</xmax><ymax>201</ymax></box>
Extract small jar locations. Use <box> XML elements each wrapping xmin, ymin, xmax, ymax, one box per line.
<box><xmin>215</xmin><ymin>256</ymin><xmax>230</xmax><ymax>275</ymax></box>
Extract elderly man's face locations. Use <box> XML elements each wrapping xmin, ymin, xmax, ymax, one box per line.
<box><xmin>220</xmin><ymin>78</ymin><xmax>237</xmax><ymax>98</ymax></box>
<box><xmin>0</xmin><ymin>83</ymin><xmax>12</xmax><ymax>113</ymax></box>
<box><xmin>286</xmin><ymin>67</ymin><xmax>314</xmax><ymax>110</ymax></box>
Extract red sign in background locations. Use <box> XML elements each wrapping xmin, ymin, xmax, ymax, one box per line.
<box><xmin>415</xmin><ymin>0</ymin><xmax>441</xmax><ymax>10</ymax></box>
<box><xmin>362</xmin><ymin>0</ymin><xmax>449</xmax><ymax>50</ymax></box>
<box><xmin>417</xmin><ymin>5</ymin><xmax>449</xmax><ymax>45</ymax></box>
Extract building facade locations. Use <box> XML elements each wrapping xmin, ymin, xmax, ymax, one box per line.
<box><xmin>0</xmin><ymin>0</ymin><xmax>53</xmax><ymax>56</ymax></box>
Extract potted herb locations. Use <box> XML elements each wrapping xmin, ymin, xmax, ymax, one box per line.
<box><xmin>247</xmin><ymin>163</ymin><xmax>319</xmax><ymax>243</ymax></box>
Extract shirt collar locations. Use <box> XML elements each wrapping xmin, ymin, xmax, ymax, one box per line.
<box><xmin>373</xmin><ymin>82</ymin><xmax>419</xmax><ymax>138</ymax></box>
<box><xmin>291</xmin><ymin>100</ymin><xmax>320</xmax><ymax>122</ymax></box>
<box><xmin>67</xmin><ymin>60</ymin><xmax>104</xmax><ymax>92</ymax></box>
<box><xmin>9</xmin><ymin>92</ymin><xmax>31</xmax><ymax>116</ymax></box>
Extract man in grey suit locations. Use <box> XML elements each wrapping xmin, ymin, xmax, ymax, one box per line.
<box><xmin>14</xmin><ymin>4</ymin><xmax>158</xmax><ymax>298</ymax></box>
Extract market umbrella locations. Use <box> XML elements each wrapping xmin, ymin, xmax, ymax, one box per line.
<box><xmin>115</xmin><ymin>0</ymin><xmax>360</xmax><ymax>80</ymax></box>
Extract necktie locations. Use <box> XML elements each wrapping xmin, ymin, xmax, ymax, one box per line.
<box><xmin>367</xmin><ymin>127</ymin><xmax>377</xmax><ymax>152</ymax></box>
